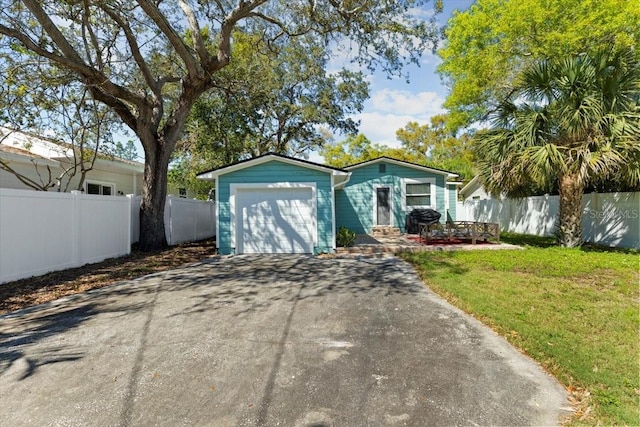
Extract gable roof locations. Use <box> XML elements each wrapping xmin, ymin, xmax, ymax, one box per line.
<box><xmin>460</xmin><ymin>176</ymin><xmax>481</xmax><ymax>197</ymax></box>
<box><xmin>197</xmin><ymin>152</ymin><xmax>350</xmax><ymax>180</ymax></box>
<box><xmin>344</xmin><ymin>156</ymin><xmax>458</xmax><ymax>179</ymax></box>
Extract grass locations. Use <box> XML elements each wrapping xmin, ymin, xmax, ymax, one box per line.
<box><xmin>400</xmin><ymin>233</ymin><xmax>640</xmax><ymax>426</ymax></box>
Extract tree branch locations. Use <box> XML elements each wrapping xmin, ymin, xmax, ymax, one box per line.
<box><xmin>0</xmin><ymin>158</ymin><xmax>54</xmax><ymax>191</ymax></box>
<box><xmin>81</xmin><ymin>1</ymin><xmax>104</xmax><ymax>70</ymax></box>
<box><xmin>136</xmin><ymin>0</ymin><xmax>200</xmax><ymax>76</ymax></box>
<box><xmin>0</xmin><ymin>22</ymin><xmax>146</xmax><ymax>109</ymax></box>
<box><xmin>98</xmin><ymin>4</ymin><xmax>158</xmax><ymax>95</ymax></box>
<box><xmin>178</xmin><ymin>0</ymin><xmax>212</xmax><ymax>67</ymax></box>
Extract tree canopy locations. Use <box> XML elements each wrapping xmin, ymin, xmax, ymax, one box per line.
<box><xmin>396</xmin><ymin>114</ymin><xmax>475</xmax><ymax>181</ymax></box>
<box><xmin>321</xmin><ymin>115</ymin><xmax>475</xmax><ymax>181</ymax></box>
<box><xmin>438</xmin><ymin>0</ymin><xmax>640</xmax><ymax>130</ymax></box>
<box><xmin>0</xmin><ymin>0</ymin><xmax>442</xmax><ymax>250</ymax></box>
<box><xmin>320</xmin><ymin>134</ymin><xmax>419</xmax><ymax>168</ymax></box>
<box><xmin>169</xmin><ymin>31</ymin><xmax>369</xmax><ymax>198</ymax></box>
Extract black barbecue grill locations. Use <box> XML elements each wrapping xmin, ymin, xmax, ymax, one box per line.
<box><xmin>404</xmin><ymin>208</ymin><xmax>441</xmax><ymax>234</ymax></box>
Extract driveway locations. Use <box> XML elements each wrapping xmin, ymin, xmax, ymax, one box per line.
<box><xmin>0</xmin><ymin>255</ymin><xmax>567</xmax><ymax>426</ymax></box>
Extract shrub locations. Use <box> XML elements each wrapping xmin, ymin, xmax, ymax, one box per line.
<box><xmin>336</xmin><ymin>226</ymin><xmax>356</xmax><ymax>247</ymax></box>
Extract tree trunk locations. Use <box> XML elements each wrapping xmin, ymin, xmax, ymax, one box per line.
<box><xmin>557</xmin><ymin>170</ymin><xmax>584</xmax><ymax>247</ymax></box>
<box><xmin>139</xmin><ymin>141</ymin><xmax>172</xmax><ymax>251</ymax></box>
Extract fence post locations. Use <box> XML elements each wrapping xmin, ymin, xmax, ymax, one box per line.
<box><xmin>166</xmin><ymin>196</ymin><xmax>173</xmax><ymax>245</ymax></box>
<box><xmin>71</xmin><ymin>190</ymin><xmax>82</xmax><ymax>267</ymax></box>
<box><xmin>193</xmin><ymin>200</ymin><xmax>197</xmax><ymax>242</ymax></box>
<box><xmin>125</xmin><ymin>195</ymin><xmax>132</xmax><ymax>250</ymax></box>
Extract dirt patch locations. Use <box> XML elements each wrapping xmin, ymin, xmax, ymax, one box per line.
<box><xmin>0</xmin><ymin>239</ymin><xmax>218</xmax><ymax>315</ymax></box>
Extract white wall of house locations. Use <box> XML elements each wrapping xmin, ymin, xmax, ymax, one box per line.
<box><xmin>1</xmin><ymin>128</ymin><xmax>144</xmax><ymax>195</ymax></box>
<box><xmin>460</xmin><ymin>192</ymin><xmax>639</xmax><ymax>249</ymax></box>
<box><xmin>0</xmin><ymin>158</ymin><xmax>144</xmax><ymax>195</ymax></box>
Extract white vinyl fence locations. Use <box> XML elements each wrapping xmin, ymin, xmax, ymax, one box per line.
<box><xmin>130</xmin><ymin>195</ymin><xmax>216</xmax><ymax>245</ymax></box>
<box><xmin>0</xmin><ymin>188</ymin><xmax>131</xmax><ymax>284</ymax></box>
<box><xmin>458</xmin><ymin>192</ymin><xmax>640</xmax><ymax>249</ymax></box>
<box><xmin>1</xmin><ymin>189</ymin><xmax>217</xmax><ymax>284</ymax></box>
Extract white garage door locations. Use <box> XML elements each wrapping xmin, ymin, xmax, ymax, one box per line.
<box><xmin>236</xmin><ymin>187</ymin><xmax>315</xmax><ymax>254</ymax></box>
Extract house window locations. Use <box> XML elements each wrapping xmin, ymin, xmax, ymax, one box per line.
<box><xmin>179</xmin><ymin>187</ymin><xmax>187</xmax><ymax>198</ymax></box>
<box><xmin>379</xmin><ymin>163</ymin><xmax>386</xmax><ymax>173</ymax></box>
<box><xmin>403</xmin><ymin>178</ymin><xmax>435</xmax><ymax>210</ymax></box>
<box><xmin>85</xmin><ymin>181</ymin><xmax>115</xmax><ymax>196</ymax></box>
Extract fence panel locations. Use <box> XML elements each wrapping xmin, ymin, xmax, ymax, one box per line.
<box><xmin>78</xmin><ymin>194</ymin><xmax>131</xmax><ymax>264</ymax></box>
<box><xmin>0</xmin><ymin>189</ymin><xmax>131</xmax><ymax>284</ymax></box>
<box><xmin>461</xmin><ymin>192</ymin><xmax>639</xmax><ymax>249</ymax></box>
<box><xmin>130</xmin><ymin>195</ymin><xmax>216</xmax><ymax>245</ymax></box>
<box><xmin>166</xmin><ymin>196</ymin><xmax>216</xmax><ymax>245</ymax></box>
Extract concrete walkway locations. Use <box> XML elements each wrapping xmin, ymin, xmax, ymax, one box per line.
<box><xmin>0</xmin><ymin>255</ymin><xmax>567</xmax><ymax>426</ymax></box>
<box><xmin>337</xmin><ymin>234</ymin><xmax>521</xmax><ymax>255</ymax></box>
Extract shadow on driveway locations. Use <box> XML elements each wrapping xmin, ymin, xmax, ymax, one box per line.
<box><xmin>0</xmin><ymin>255</ymin><xmax>567</xmax><ymax>426</ymax></box>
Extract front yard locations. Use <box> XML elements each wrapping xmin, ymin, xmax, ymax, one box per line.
<box><xmin>401</xmin><ymin>234</ymin><xmax>639</xmax><ymax>426</ymax></box>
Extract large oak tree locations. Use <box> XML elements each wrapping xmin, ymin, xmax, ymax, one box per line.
<box><xmin>0</xmin><ymin>0</ymin><xmax>441</xmax><ymax>250</ymax></box>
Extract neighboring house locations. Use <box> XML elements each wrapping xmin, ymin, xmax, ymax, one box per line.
<box><xmin>166</xmin><ymin>183</ymin><xmax>201</xmax><ymax>200</ymax></box>
<box><xmin>197</xmin><ymin>153</ymin><xmax>461</xmax><ymax>255</ymax></box>
<box><xmin>0</xmin><ymin>128</ymin><xmax>144</xmax><ymax>195</ymax></box>
<box><xmin>459</xmin><ymin>176</ymin><xmax>491</xmax><ymax>201</ymax></box>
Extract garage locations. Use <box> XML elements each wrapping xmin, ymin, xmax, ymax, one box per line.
<box><xmin>196</xmin><ymin>153</ymin><xmax>350</xmax><ymax>255</ymax></box>
<box><xmin>235</xmin><ymin>186</ymin><xmax>315</xmax><ymax>254</ymax></box>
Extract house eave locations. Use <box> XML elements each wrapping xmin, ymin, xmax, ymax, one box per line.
<box><xmin>196</xmin><ymin>153</ymin><xmax>349</xmax><ymax>182</ymax></box>
<box><xmin>0</xmin><ymin>151</ymin><xmax>60</xmax><ymax>167</ymax></box>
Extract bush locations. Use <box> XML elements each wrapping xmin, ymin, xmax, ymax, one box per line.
<box><xmin>336</xmin><ymin>226</ymin><xmax>356</xmax><ymax>247</ymax></box>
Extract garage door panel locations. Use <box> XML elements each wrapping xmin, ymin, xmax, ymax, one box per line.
<box><xmin>237</xmin><ymin>187</ymin><xmax>314</xmax><ymax>254</ymax></box>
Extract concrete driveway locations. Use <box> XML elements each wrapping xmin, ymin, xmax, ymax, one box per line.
<box><xmin>0</xmin><ymin>255</ymin><xmax>567</xmax><ymax>426</ymax></box>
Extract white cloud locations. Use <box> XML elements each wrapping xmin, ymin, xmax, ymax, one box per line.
<box><xmin>370</xmin><ymin>89</ymin><xmax>444</xmax><ymax>116</ymax></box>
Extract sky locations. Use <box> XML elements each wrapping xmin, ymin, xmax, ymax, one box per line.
<box><xmin>309</xmin><ymin>0</ymin><xmax>475</xmax><ymax>163</ymax></box>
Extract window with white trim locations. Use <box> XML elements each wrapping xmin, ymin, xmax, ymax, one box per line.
<box><xmin>403</xmin><ymin>178</ymin><xmax>435</xmax><ymax>210</ymax></box>
<box><xmin>85</xmin><ymin>181</ymin><xmax>115</xmax><ymax>196</ymax></box>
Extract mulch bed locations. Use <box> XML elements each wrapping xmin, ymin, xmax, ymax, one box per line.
<box><xmin>0</xmin><ymin>239</ymin><xmax>218</xmax><ymax>315</ymax></box>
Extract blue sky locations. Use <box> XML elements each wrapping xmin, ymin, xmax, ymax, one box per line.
<box><xmin>308</xmin><ymin>0</ymin><xmax>475</xmax><ymax>163</ymax></box>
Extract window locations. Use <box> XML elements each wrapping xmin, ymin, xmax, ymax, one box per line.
<box><xmin>179</xmin><ymin>187</ymin><xmax>187</xmax><ymax>198</ymax></box>
<box><xmin>379</xmin><ymin>163</ymin><xmax>386</xmax><ymax>173</ymax></box>
<box><xmin>403</xmin><ymin>178</ymin><xmax>434</xmax><ymax>209</ymax></box>
<box><xmin>85</xmin><ymin>181</ymin><xmax>115</xmax><ymax>196</ymax></box>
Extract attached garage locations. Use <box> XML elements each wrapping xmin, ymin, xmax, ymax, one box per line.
<box><xmin>197</xmin><ymin>154</ymin><xmax>350</xmax><ymax>255</ymax></box>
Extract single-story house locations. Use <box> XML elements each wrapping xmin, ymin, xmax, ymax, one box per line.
<box><xmin>459</xmin><ymin>176</ymin><xmax>492</xmax><ymax>201</ymax></box>
<box><xmin>197</xmin><ymin>153</ymin><xmax>461</xmax><ymax>255</ymax></box>
<box><xmin>1</xmin><ymin>127</ymin><xmax>145</xmax><ymax>195</ymax></box>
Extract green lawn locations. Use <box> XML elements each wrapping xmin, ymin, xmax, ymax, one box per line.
<box><xmin>400</xmin><ymin>233</ymin><xmax>640</xmax><ymax>426</ymax></box>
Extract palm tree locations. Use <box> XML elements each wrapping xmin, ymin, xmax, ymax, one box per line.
<box><xmin>474</xmin><ymin>48</ymin><xmax>640</xmax><ymax>247</ymax></box>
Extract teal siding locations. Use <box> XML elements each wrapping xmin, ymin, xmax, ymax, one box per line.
<box><xmin>336</xmin><ymin>162</ymin><xmax>447</xmax><ymax>234</ymax></box>
<box><xmin>217</xmin><ymin>160</ymin><xmax>334</xmax><ymax>255</ymax></box>
<box><xmin>447</xmin><ymin>184</ymin><xmax>457</xmax><ymax>221</ymax></box>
